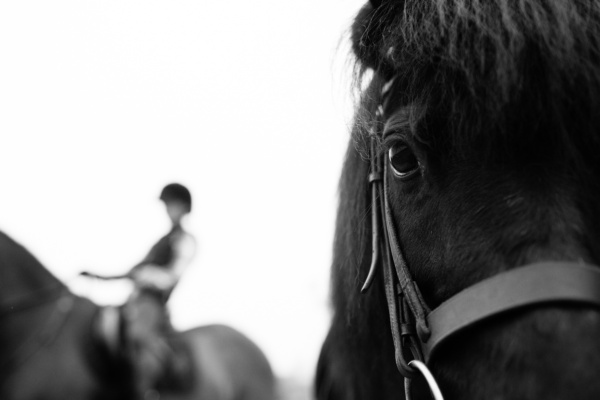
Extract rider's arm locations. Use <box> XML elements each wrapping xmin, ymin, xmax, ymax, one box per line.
<box><xmin>132</xmin><ymin>233</ymin><xmax>196</xmax><ymax>291</ymax></box>
<box><xmin>170</xmin><ymin>232</ymin><xmax>196</xmax><ymax>280</ymax></box>
<box><xmin>129</xmin><ymin>246</ymin><xmax>158</xmax><ymax>275</ymax></box>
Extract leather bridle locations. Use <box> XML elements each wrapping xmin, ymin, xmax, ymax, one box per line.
<box><xmin>360</xmin><ymin>78</ymin><xmax>600</xmax><ymax>399</ymax></box>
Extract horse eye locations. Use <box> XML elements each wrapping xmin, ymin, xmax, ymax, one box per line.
<box><xmin>388</xmin><ymin>142</ymin><xmax>420</xmax><ymax>178</ymax></box>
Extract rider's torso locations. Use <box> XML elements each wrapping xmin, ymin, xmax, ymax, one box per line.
<box><xmin>140</xmin><ymin>225</ymin><xmax>183</xmax><ymax>269</ymax></box>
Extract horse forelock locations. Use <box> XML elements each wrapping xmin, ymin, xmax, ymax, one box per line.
<box><xmin>352</xmin><ymin>0</ymin><xmax>600</xmax><ymax>169</ymax></box>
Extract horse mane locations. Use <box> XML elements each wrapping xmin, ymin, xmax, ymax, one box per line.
<box><xmin>0</xmin><ymin>230</ymin><xmax>65</xmax><ymax>311</ymax></box>
<box><xmin>351</xmin><ymin>0</ymin><xmax>600</xmax><ymax>168</ymax></box>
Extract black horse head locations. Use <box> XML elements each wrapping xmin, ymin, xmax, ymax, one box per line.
<box><xmin>318</xmin><ymin>1</ymin><xmax>600</xmax><ymax>399</ymax></box>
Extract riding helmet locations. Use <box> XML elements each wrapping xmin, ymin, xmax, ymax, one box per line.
<box><xmin>160</xmin><ymin>183</ymin><xmax>192</xmax><ymax>212</ymax></box>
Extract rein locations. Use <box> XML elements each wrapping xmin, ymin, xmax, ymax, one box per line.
<box><xmin>360</xmin><ymin>82</ymin><xmax>600</xmax><ymax>399</ymax></box>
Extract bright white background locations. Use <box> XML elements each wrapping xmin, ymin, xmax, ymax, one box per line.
<box><xmin>0</xmin><ymin>0</ymin><xmax>364</xmax><ymax>388</ymax></box>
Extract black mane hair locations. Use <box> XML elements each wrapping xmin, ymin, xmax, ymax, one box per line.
<box><xmin>351</xmin><ymin>0</ymin><xmax>600</xmax><ymax>167</ymax></box>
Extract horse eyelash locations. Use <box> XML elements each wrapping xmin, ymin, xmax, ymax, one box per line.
<box><xmin>382</xmin><ymin>132</ymin><xmax>410</xmax><ymax>150</ymax></box>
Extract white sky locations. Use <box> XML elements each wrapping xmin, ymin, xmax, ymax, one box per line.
<box><xmin>0</xmin><ymin>0</ymin><xmax>364</xmax><ymax>385</ymax></box>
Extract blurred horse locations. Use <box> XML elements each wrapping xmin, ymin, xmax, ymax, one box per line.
<box><xmin>0</xmin><ymin>231</ymin><xmax>275</xmax><ymax>400</ymax></box>
<box><xmin>317</xmin><ymin>1</ymin><xmax>600</xmax><ymax>399</ymax></box>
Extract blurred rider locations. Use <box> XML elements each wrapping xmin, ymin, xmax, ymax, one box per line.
<box><xmin>125</xmin><ymin>183</ymin><xmax>196</xmax><ymax>400</ymax></box>
<box><xmin>129</xmin><ymin>183</ymin><xmax>196</xmax><ymax>302</ymax></box>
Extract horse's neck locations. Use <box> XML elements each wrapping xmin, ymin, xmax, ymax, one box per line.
<box><xmin>0</xmin><ymin>231</ymin><xmax>65</xmax><ymax>311</ymax></box>
<box><xmin>0</xmin><ymin>300</ymin><xmax>57</xmax><ymax>372</ymax></box>
<box><xmin>0</xmin><ymin>294</ymin><xmax>81</xmax><ymax>381</ymax></box>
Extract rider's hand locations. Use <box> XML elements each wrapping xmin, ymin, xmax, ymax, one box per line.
<box><xmin>132</xmin><ymin>266</ymin><xmax>176</xmax><ymax>291</ymax></box>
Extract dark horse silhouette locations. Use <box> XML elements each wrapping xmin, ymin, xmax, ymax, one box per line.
<box><xmin>0</xmin><ymin>230</ymin><xmax>276</xmax><ymax>400</ymax></box>
<box><xmin>317</xmin><ymin>1</ymin><xmax>600</xmax><ymax>399</ymax></box>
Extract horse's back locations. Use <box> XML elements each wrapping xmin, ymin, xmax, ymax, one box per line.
<box><xmin>164</xmin><ymin>324</ymin><xmax>276</xmax><ymax>400</ymax></box>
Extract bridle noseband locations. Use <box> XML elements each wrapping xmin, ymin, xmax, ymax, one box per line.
<box><xmin>360</xmin><ymin>76</ymin><xmax>600</xmax><ymax>400</ymax></box>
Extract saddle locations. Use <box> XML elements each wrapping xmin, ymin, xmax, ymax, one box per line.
<box><xmin>95</xmin><ymin>300</ymin><xmax>193</xmax><ymax>395</ymax></box>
